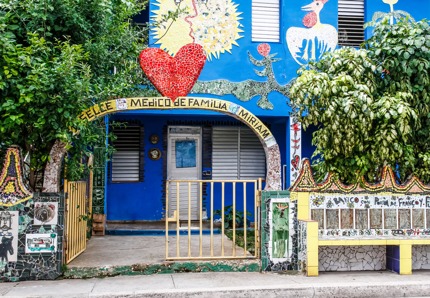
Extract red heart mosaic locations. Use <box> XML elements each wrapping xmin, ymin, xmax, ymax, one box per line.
<box><xmin>139</xmin><ymin>43</ymin><xmax>206</xmax><ymax>101</ymax></box>
<box><xmin>291</xmin><ymin>154</ymin><xmax>300</xmax><ymax>170</ymax></box>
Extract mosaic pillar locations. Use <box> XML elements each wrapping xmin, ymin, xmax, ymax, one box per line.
<box><xmin>92</xmin><ymin>147</ymin><xmax>105</xmax><ymax>214</ymax></box>
<box><xmin>289</xmin><ymin>117</ymin><xmax>301</xmax><ymax>186</ymax></box>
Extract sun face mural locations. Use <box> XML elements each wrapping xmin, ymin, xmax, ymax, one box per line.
<box><xmin>286</xmin><ymin>0</ymin><xmax>338</xmax><ymax>65</ymax></box>
<box><xmin>152</xmin><ymin>0</ymin><xmax>243</xmax><ymax>60</ymax></box>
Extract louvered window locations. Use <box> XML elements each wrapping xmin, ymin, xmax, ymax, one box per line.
<box><xmin>212</xmin><ymin>127</ymin><xmax>266</xmax><ymax>179</ymax></box>
<box><xmin>252</xmin><ymin>0</ymin><xmax>280</xmax><ymax>43</ymax></box>
<box><xmin>338</xmin><ymin>0</ymin><xmax>365</xmax><ymax>46</ymax></box>
<box><xmin>111</xmin><ymin>125</ymin><xmax>143</xmax><ymax>182</ymax></box>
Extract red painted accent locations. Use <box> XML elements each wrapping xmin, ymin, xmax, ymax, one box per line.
<box><xmin>303</xmin><ymin>11</ymin><xmax>317</xmax><ymax>28</ymax></box>
<box><xmin>184</xmin><ymin>0</ymin><xmax>198</xmax><ymax>42</ymax></box>
<box><xmin>139</xmin><ymin>43</ymin><xmax>206</xmax><ymax>101</ymax></box>
<box><xmin>257</xmin><ymin>43</ymin><xmax>271</xmax><ymax>57</ymax></box>
<box><xmin>292</xmin><ymin>122</ymin><xmax>301</xmax><ymax>132</ymax></box>
<box><xmin>291</xmin><ymin>154</ymin><xmax>300</xmax><ymax>170</ymax></box>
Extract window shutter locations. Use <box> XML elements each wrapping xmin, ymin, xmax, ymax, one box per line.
<box><xmin>252</xmin><ymin>0</ymin><xmax>280</xmax><ymax>43</ymax></box>
<box><xmin>212</xmin><ymin>127</ymin><xmax>266</xmax><ymax>180</ymax></box>
<box><xmin>111</xmin><ymin>125</ymin><xmax>142</xmax><ymax>182</ymax></box>
<box><xmin>212</xmin><ymin>127</ymin><xmax>239</xmax><ymax>179</ymax></box>
<box><xmin>239</xmin><ymin>127</ymin><xmax>266</xmax><ymax>179</ymax></box>
<box><xmin>338</xmin><ymin>0</ymin><xmax>365</xmax><ymax>46</ymax></box>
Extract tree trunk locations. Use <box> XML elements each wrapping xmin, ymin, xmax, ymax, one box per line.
<box><xmin>43</xmin><ymin>140</ymin><xmax>67</xmax><ymax>192</ymax></box>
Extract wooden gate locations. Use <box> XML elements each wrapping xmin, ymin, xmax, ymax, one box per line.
<box><xmin>64</xmin><ymin>169</ymin><xmax>93</xmax><ymax>264</ymax></box>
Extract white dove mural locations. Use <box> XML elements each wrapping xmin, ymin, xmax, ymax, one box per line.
<box><xmin>286</xmin><ymin>0</ymin><xmax>338</xmax><ymax>65</ymax></box>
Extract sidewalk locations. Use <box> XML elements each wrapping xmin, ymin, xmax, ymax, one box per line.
<box><xmin>1</xmin><ymin>270</ymin><xmax>430</xmax><ymax>297</ymax></box>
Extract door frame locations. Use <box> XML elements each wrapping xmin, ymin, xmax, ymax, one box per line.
<box><xmin>166</xmin><ymin>126</ymin><xmax>202</xmax><ymax>220</ymax></box>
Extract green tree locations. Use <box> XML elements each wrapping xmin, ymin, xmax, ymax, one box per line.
<box><xmin>0</xmin><ymin>0</ymin><xmax>153</xmax><ymax>190</ymax></box>
<box><xmin>289</xmin><ymin>16</ymin><xmax>430</xmax><ymax>184</ymax></box>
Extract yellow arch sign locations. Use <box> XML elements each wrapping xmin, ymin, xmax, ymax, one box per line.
<box><xmin>79</xmin><ymin>97</ymin><xmax>275</xmax><ymax>144</ymax></box>
<box><xmin>79</xmin><ymin>96</ymin><xmax>281</xmax><ymax>190</ymax></box>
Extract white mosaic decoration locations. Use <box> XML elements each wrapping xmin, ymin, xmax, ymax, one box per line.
<box><xmin>412</xmin><ymin>245</ymin><xmax>430</xmax><ymax>270</ymax></box>
<box><xmin>289</xmin><ymin>117</ymin><xmax>301</xmax><ymax>186</ymax></box>
<box><xmin>297</xmin><ymin>221</ymin><xmax>307</xmax><ymax>271</ymax></box>
<box><xmin>319</xmin><ymin>246</ymin><xmax>386</xmax><ymax>271</ymax></box>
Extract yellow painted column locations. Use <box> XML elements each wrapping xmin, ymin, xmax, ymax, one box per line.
<box><xmin>307</xmin><ymin>221</ymin><xmax>319</xmax><ymax>276</ymax></box>
<box><xmin>297</xmin><ymin>192</ymin><xmax>310</xmax><ymax>220</ymax></box>
<box><xmin>399</xmin><ymin>243</ymin><xmax>412</xmax><ymax>275</ymax></box>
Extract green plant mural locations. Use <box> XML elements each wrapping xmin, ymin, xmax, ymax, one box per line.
<box><xmin>272</xmin><ymin>202</ymin><xmax>289</xmax><ymax>258</ymax></box>
<box><xmin>191</xmin><ymin>43</ymin><xmax>291</xmax><ymax>110</ymax></box>
<box><xmin>373</xmin><ymin>0</ymin><xmax>414</xmax><ymax>25</ymax></box>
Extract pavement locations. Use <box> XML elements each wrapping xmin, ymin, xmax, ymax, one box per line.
<box><xmin>1</xmin><ymin>270</ymin><xmax>430</xmax><ymax>297</ymax></box>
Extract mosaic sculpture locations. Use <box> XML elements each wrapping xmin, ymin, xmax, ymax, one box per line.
<box><xmin>0</xmin><ymin>193</ymin><xmax>65</xmax><ymax>281</ymax></box>
<box><xmin>192</xmin><ymin>43</ymin><xmax>292</xmax><ymax>110</ymax></box>
<box><xmin>0</xmin><ymin>147</ymin><xmax>33</xmax><ymax>207</ymax></box>
<box><xmin>290</xmin><ymin>159</ymin><xmax>430</xmax><ymax>194</ymax></box>
<box><xmin>139</xmin><ymin>43</ymin><xmax>206</xmax><ymax>101</ymax></box>
<box><xmin>0</xmin><ymin>148</ymin><xmax>63</xmax><ymax>281</ymax></box>
<box><xmin>291</xmin><ymin>159</ymin><xmax>430</xmax><ymax>239</ymax></box>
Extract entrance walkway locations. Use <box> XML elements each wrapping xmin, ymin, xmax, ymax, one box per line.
<box><xmin>68</xmin><ymin>235</ymin><xmax>166</xmax><ymax>267</ymax></box>
<box><xmin>68</xmin><ymin>222</ymin><xmax>254</xmax><ymax>268</ymax></box>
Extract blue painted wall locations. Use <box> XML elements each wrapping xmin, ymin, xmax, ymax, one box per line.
<box><xmin>106</xmin><ymin>112</ymin><xmax>287</xmax><ymax>220</ymax></box>
<box><xmin>107</xmin><ymin>115</ymin><xmax>165</xmax><ymax>220</ymax></box>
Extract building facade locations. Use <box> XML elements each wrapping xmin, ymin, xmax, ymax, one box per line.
<box><xmin>105</xmin><ymin>0</ymin><xmax>429</xmax><ymax>222</ymax></box>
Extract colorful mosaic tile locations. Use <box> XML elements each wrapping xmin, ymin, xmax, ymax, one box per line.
<box><xmin>0</xmin><ymin>193</ymin><xmax>64</xmax><ymax>281</ymax></box>
<box><xmin>92</xmin><ymin>147</ymin><xmax>105</xmax><ymax>214</ymax></box>
<box><xmin>191</xmin><ymin>44</ymin><xmax>293</xmax><ymax>110</ymax></box>
<box><xmin>290</xmin><ymin>117</ymin><xmax>302</xmax><ymax>185</ymax></box>
<box><xmin>0</xmin><ymin>148</ymin><xmax>64</xmax><ymax>281</ymax></box>
<box><xmin>297</xmin><ymin>220</ymin><xmax>307</xmax><ymax>272</ymax></box>
<box><xmin>0</xmin><ymin>147</ymin><xmax>33</xmax><ymax>207</ymax></box>
<box><xmin>151</xmin><ymin>0</ymin><xmax>243</xmax><ymax>61</ymax></box>
<box><xmin>261</xmin><ymin>191</ymin><xmax>298</xmax><ymax>272</ymax></box>
<box><xmin>139</xmin><ymin>43</ymin><xmax>206</xmax><ymax>101</ymax></box>
<box><xmin>290</xmin><ymin>159</ymin><xmax>430</xmax><ymax>194</ymax></box>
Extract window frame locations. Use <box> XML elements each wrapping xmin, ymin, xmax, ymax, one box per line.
<box><xmin>338</xmin><ymin>0</ymin><xmax>365</xmax><ymax>47</ymax></box>
<box><xmin>110</xmin><ymin>123</ymin><xmax>144</xmax><ymax>183</ymax></box>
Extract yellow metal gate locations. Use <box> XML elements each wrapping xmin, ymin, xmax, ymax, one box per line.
<box><xmin>165</xmin><ymin>179</ymin><xmax>262</xmax><ymax>260</ymax></box>
<box><xmin>64</xmin><ymin>177</ymin><xmax>92</xmax><ymax>264</ymax></box>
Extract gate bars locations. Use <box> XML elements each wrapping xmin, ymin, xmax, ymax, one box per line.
<box><xmin>64</xmin><ymin>180</ymin><xmax>89</xmax><ymax>263</ymax></box>
<box><xmin>165</xmin><ymin>179</ymin><xmax>262</xmax><ymax>260</ymax></box>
